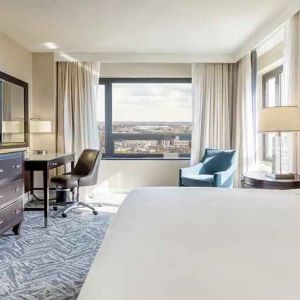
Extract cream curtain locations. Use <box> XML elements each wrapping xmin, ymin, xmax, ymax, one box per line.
<box><xmin>57</xmin><ymin>62</ymin><xmax>100</xmax><ymax>157</ymax></box>
<box><xmin>233</xmin><ymin>54</ymin><xmax>256</xmax><ymax>185</ymax></box>
<box><xmin>283</xmin><ymin>12</ymin><xmax>300</xmax><ymax>174</ymax></box>
<box><xmin>191</xmin><ymin>55</ymin><xmax>255</xmax><ymax>186</ymax></box>
<box><xmin>190</xmin><ymin>63</ymin><xmax>236</xmax><ymax>166</ymax></box>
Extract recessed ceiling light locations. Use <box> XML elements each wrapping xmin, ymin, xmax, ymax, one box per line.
<box><xmin>43</xmin><ymin>42</ymin><xmax>58</xmax><ymax>50</ymax></box>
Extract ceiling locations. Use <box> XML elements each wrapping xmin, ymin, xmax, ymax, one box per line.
<box><xmin>0</xmin><ymin>0</ymin><xmax>296</xmax><ymax>59</ymax></box>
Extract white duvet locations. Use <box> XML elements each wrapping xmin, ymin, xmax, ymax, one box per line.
<box><xmin>78</xmin><ymin>187</ymin><xmax>300</xmax><ymax>300</ymax></box>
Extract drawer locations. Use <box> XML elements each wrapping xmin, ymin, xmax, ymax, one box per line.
<box><xmin>0</xmin><ymin>199</ymin><xmax>23</xmax><ymax>232</ymax></box>
<box><xmin>0</xmin><ymin>178</ymin><xmax>23</xmax><ymax>209</ymax></box>
<box><xmin>0</xmin><ymin>155</ymin><xmax>23</xmax><ymax>184</ymax></box>
<box><xmin>48</xmin><ymin>156</ymin><xmax>73</xmax><ymax>170</ymax></box>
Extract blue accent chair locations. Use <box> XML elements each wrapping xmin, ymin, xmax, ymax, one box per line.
<box><xmin>179</xmin><ymin>149</ymin><xmax>237</xmax><ymax>188</ymax></box>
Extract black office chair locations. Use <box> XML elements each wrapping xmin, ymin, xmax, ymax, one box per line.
<box><xmin>51</xmin><ymin>149</ymin><xmax>102</xmax><ymax>217</ymax></box>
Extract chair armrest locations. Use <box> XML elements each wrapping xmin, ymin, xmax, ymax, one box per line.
<box><xmin>213</xmin><ymin>165</ymin><xmax>236</xmax><ymax>187</ymax></box>
<box><xmin>180</xmin><ymin>163</ymin><xmax>204</xmax><ymax>177</ymax></box>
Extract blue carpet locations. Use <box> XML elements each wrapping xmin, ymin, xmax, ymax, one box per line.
<box><xmin>0</xmin><ymin>210</ymin><xmax>114</xmax><ymax>300</ymax></box>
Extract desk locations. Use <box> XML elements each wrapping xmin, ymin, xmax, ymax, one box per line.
<box><xmin>242</xmin><ymin>171</ymin><xmax>300</xmax><ymax>190</ymax></box>
<box><xmin>24</xmin><ymin>153</ymin><xmax>75</xmax><ymax>227</ymax></box>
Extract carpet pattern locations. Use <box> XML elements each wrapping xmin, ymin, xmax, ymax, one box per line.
<box><xmin>0</xmin><ymin>210</ymin><xmax>114</xmax><ymax>300</ymax></box>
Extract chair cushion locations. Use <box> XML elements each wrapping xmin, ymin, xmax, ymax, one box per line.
<box><xmin>51</xmin><ymin>174</ymin><xmax>79</xmax><ymax>188</ymax></box>
<box><xmin>181</xmin><ymin>174</ymin><xmax>214</xmax><ymax>187</ymax></box>
<box><xmin>200</xmin><ymin>151</ymin><xmax>235</xmax><ymax>175</ymax></box>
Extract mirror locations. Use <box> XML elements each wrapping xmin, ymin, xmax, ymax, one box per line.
<box><xmin>0</xmin><ymin>71</ymin><xmax>28</xmax><ymax>148</ymax></box>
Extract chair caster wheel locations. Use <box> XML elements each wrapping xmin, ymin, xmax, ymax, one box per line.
<box><xmin>93</xmin><ymin>210</ymin><xmax>98</xmax><ymax>215</ymax></box>
<box><xmin>53</xmin><ymin>206</ymin><xmax>58</xmax><ymax>211</ymax></box>
<box><xmin>62</xmin><ymin>213</ymin><xmax>67</xmax><ymax>218</ymax></box>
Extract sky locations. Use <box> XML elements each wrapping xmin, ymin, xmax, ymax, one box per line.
<box><xmin>96</xmin><ymin>83</ymin><xmax>192</xmax><ymax>122</ymax></box>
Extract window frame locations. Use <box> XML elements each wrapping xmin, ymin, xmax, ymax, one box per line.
<box><xmin>261</xmin><ymin>66</ymin><xmax>283</xmax><ymax>161</ymax></box>
<box><xmin>99</xmin><ymin>77</ymin><xmax>192</xmax><ymax>159</ymax></box>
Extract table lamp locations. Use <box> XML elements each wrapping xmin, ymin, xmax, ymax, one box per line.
<box><xmin>258</xmin><ymin>106</ymin><xmax>300</xmax><ymax>179</ymax></box>
<box><xmin>2</xmin><ymin>121</ymin><xmax>24</xmax><ymax>133</ymax></box>
<box><xmin>30</xmin><ymin>118</ymin><xmax>52</xmax><ymax>155</ymax></box>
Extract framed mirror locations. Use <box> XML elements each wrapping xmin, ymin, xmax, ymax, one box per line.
<box><xmin>0</xmin><ymin>71</ymin><xmax>28</xmax><ymax>148</ymax></box>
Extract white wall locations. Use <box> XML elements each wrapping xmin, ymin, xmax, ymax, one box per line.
<box><xmin>31</xmin><ymin>53</ymin><xmax>56</xmax><ymax>152</ymax></box>
<box><xmin>0</xmin><ymin>31</ymin><xmax>32</xmax><ymax>84</ymax></box>
<box><xmin>101</xmin><ymin>63</ymin><xmax>191</xmax><ymax>78</ymax></box>
<box><xmin>98</xmin><ymin>159</ymin><xmax>189</xmax><ymax>193</ymax></box>
<box><xmin>257</xmin><ymin>42</ymin><xmax>283</xmax><ymax>73</ymax></box>
<box><xmin>0</xmin><ymin>31</ymin><xmax>32</xmax><ymax>126</ymax></box>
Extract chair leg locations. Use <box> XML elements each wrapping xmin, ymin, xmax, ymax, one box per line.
<box><xmin>78</xmin><ymin>202</ymin><xmax>98</xmax><ymax>215</ymax></box>
<box><xmin>60</xmin><ymin>187</ymin><xmax>98</xmax><ymax>217</ymax></box>
<box><xmin>179</xmin><ymin>170</ymin><xmax>183</xmax><ymax>186</ymax></box>
<box><xmin>60</xmin><ymin>202</ymin><xmax>80</xmax><ymax>217</ymax></box>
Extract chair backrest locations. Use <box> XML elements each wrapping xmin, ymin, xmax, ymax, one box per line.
<box><xmin>72</xmin><ymin>149</ymin><xmax>102</xmax><ymax>185</ymax></box>
<box><xmin>199</xmin><ymin>148</ymin><xmax>236</xmax><ymax>174</ymax></box>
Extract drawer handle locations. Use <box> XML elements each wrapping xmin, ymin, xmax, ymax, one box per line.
<box><xmin>0</xmin><ymin>220</ymin><xmax>3</xmax><ymax>224</ymax></box>
<box><xmin>13</xmin><ymin>187</ymin><xmax>20</xmax><ymax>192</ymax></box>
<box><xmin>13</xmin><ymin>164</ymin><xmax>21</xmax><ymax>169</ymax></box>
<box><xmin>0</xmin><ymin>169</ymin><xmax>4</xmax><ymax>173</ymax></box>
<box><xmin>12</xmin><ymin>209</ymin><xmax>21</xmax><ymax>215</ymax></box>
<box><xmin>52</xmin><ymin>162</ymin><xmax>58</xmax><ymax>166</ymax></box>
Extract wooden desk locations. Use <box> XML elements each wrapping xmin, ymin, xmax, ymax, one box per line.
<box><xmin>24</xmin><ymin>153</ymin><xmax>75</xmax><ymax>227</ymax></box>
<box><xmin>242</xmin><ymin>171</ymin><xmax>300</xmax><ymax>190</ymax></box>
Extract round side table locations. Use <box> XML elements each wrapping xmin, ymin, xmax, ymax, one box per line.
<box><xmin>241</xmin><ymin>171</ymin><xmax>300</xmax><ymax>190</ymax></box>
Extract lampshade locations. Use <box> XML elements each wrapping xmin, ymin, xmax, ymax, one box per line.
<box><xmin>2</xmin><ymin>121</ymin><xmax>24</xmax><ymax>133</ymax></box>
<box><xmin>30</xmin><ymin>120</ymin><xmax>52</xmax><ymax>133</ymax></box>
<box><xmin>258</xmin><ymin>106</ymin><xmax>300</xmax><ymax>133</ymax></box>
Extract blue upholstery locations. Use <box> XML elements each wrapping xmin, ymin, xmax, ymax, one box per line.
<box><xmin>179</xmin><ymin>149</ymin><xmax>237</xmax><ymax>188</ymax></box>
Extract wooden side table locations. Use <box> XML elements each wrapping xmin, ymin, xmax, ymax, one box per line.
<box><xmin>241</xmin><ymin>171</ymin><xmax>300</xmax><ymax>190</ymax></box>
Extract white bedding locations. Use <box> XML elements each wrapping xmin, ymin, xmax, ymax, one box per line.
<box><xmin>78</xmin><ymin>187</ymin><xmax>300</xmax><ymax>300</ymax></box>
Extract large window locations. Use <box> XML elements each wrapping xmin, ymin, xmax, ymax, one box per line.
<box><xmin>262</xmin><ymin>66</ymin><xmax>283</xmax><ymax>160</ymax></box>
<box><xmin>98</xmin><ymin>78</ymin><xmax>192</xmax><ymax>158</ymax></box>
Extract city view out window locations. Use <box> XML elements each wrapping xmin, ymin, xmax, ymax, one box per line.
<box><xmin>98</xmin><ymin>78</ymin><xmax>192</xmax><ymax>158</ymax></box>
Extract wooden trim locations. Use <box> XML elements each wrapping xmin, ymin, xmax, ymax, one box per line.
<box><xmin>0</xmin><ymin>71</ymin><xmax>29</xmax><ymax>149</ymax></box>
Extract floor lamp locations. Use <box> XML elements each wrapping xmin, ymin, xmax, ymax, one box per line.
<box><xmin>258</xmin><ymin>106</ymin><xmax>300</xmax><ymax>179</ymax></box>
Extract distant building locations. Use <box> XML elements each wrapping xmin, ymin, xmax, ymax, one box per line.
<box><xmin>161</xmin><ymin>140</ymin><xmax>171</xmax><ymax>148</ymax></box>
<box><xmin>174</xmin><ymin>136</ymin><xmax>189</xmax><ymax>147</ymax></box>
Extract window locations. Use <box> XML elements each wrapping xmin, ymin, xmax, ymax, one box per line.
<box><xmin>95</xmin><ymin>84</ymin><xmax>106</xmax><ymax>154</ymax></box>
<box><xmin>98</xmin><ymin>78</ymin><xmax>192</xmax><ymax>158</ymax></box>
<box><xmin>262</xmin><ymin>66</ymin><xmax>283</xmax><ymax>161</ymax></box>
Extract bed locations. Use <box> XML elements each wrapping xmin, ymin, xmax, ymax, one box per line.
<box><xmin>78</xmin><ymin>187</ymin><xmax>300</xmax><ymax>300</ymax></box>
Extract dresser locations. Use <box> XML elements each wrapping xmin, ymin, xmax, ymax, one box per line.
<box><xmin>0</xmin><ymin>151</ymin><xmax>24</xmax><ymax>235</ymax></box>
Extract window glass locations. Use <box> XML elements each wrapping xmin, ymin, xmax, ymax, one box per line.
<box><xmin>265</xmin><ymin>76</ymin><xmax>276</xmax><ymax>107</ymax></box>
<box><xmin>262</xmin><ymin>67</ymin><xmax>283</xmax><ymax>161</ymax></box>
<box><xmin>96</xmin><ymin>84</ymin><xmax>105</xmax><ymax>154</ymax></box>
<box><xmin>110</xmin><ymin>81</ymin><xmax>192</xmax><ymax>157</ymax></box>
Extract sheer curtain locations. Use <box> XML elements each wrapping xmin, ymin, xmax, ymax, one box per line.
<box><xmin>190</xmin><ymin>63</ymin><xmax>236</xmax><ymax>166</ymax></box>
<box><xmin>191</xmin><ymin>55</ymin><xmax>255</xmax><ymax>186</ymax></box>
<box><xmin>57</xmin><ymin>62</ymin><xmax>100</xmax><ymax>157</ymax></box>
<box><xmin>233</xmin><ymin>54</ymin><xmax>256</xmax><ymax>185</ymax></box>
<box><xmin>283</xmin><ymin>11</ymin><xmax>300</xmax><ymax>174</ymax></box>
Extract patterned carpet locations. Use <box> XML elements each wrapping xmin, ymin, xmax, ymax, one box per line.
<box><xmin>0</xmin><ymin>209</ymin><xmax>114</xmax><ymax>300</ymax></box>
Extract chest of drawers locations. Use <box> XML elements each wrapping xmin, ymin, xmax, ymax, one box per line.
<box><xmin>0</xmin><ymin>151</ymin><xmax>24</xmax><ymax>235</ymax></box>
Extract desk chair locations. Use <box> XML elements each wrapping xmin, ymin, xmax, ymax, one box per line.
<box><xmin>51</xmin><ymin>149</ymin><xmax>101</xmax><ymax>217</ymax></box>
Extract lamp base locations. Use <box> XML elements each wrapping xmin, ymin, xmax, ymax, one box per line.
<box><xmin>265</xmin><ymin>173</ymin><xmax>295</xmax><ymax>180</ymax></box>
